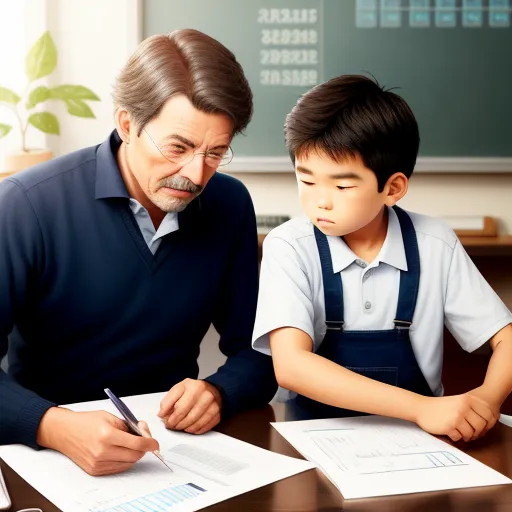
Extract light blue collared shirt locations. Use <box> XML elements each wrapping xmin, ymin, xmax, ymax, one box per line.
<box><xmin>129</xmin><ymin>198</ymin><xmax>179</xmax><ymax>254</ymax></box>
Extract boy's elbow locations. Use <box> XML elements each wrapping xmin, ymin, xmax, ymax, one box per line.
<box><xmin>272</xmin><ymin>357</ymin><xmax>301</xmax><ymax>391</ymax></box>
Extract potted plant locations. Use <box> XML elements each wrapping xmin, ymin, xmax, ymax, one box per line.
<box><xmin>0</xmin><ymin>31</ymin><xmax>100</xmax><ymax>175</ymax></box>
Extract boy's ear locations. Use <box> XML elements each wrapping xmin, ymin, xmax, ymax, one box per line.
<box><xmin>383</xmin><ymin>172</ymin><xmax>408</xmax><ymax>207</ymax></box>
<box><xmin>114</xmin><ymin>107</ymin><xmax>133</xmax><ymax>145</ymax></box>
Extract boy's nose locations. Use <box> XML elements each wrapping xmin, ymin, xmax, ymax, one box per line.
<box><xmin>317</xmin><ymin>196</ymin><xmax>332</xmax><ymax>210</ymax></box>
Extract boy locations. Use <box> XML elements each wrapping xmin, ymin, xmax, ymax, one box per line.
<box><xmin>252</xmin><ymin>75</ymin><xmax>512</xmax><ymax>443</ymax></box>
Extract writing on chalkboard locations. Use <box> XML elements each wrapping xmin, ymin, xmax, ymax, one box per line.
<box><xmin>258</xmin><ymin>3</ymin><xmax>322</xmax><ymax>87</ymax></box>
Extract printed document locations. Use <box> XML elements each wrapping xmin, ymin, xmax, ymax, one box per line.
<box><xmin>272</xmin><ymin>415</ymin><xmax>511</xmax><ymax>499</ymax></box>
<box><xmin>0</xmin><ymin>392</ymin><xmax>314</xmax><ymax>511</ymax></box>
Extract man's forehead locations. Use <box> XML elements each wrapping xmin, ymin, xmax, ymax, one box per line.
<box><xmin>152</xmin><ymin>95</ymin><xmax>234</xmax><ymax>145</ymax></box>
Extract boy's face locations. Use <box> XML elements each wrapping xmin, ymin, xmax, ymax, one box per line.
<box><xmin>295</xmin><ymin>151</ymin><xmax>389</xmax><ymax>237</ymax></box>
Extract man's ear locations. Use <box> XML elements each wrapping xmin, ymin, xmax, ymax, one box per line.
<box><xmin>114</xmin><ymin>107</ymin><xmax>132</xmax><ymax>145</ymax></box>
<box><xmin>383</xmin><ymin>172</ymin><xmax>409</xmax><ymax>207</ymax></box>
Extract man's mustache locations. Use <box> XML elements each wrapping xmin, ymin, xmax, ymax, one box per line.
<box><xmin>158</xmin><ymin>175</ymin><xmax>202</xmax><ymax>194</ymax></box>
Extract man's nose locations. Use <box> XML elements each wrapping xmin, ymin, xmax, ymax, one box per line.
<box><xmin>179</xmin><ymin>154</ymin><xmax>205</xmax><ymax>186</ymax></box>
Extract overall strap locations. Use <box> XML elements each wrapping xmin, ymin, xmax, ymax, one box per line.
<box><xmin>393</xmin><ymin>206</ymin><xmax>421</xmax><ymax>330</ymax></box>
<box><xmin>314</xmin><ymin>226</ymin><xmax>344</xmax><ymax>331</ymax></box>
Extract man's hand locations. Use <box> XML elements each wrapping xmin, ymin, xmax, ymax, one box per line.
<box><xmin>415</xmin><ymin>393</ymin><xmax>498</xmax><ymax>442</ymax></box>
<box><xmin>37</xmin><ymin>407</ymin><xmax>159</xmax><ymax>476</ymax></box>
<box><xmin>158</xmin><ymin>379</ymin><xmax>222</xmax><ymax>435</ymax></box>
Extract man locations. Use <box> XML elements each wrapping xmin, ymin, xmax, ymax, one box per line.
<box><xmin>0</xmin><ymin>29</ymin><xmax>277</xmax><ymax>475</ymax></box>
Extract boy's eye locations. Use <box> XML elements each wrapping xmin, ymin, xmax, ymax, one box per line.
<box><xmin>301</xmin><ymin>181</ymin><xmax>314</xmax><ymax>186</ymax></box>
<box><xmin>337</xmin><ymin>186</ymin><xmax>354</xmax><ymax>190</ymax></box>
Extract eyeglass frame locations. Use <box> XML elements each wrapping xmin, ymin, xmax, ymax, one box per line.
<box><xmin>143</xmin><ymin>128</ymin><xmax>234</xmax><ymax>168</ymax></box>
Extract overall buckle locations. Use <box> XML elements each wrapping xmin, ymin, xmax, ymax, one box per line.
<box><xmin>326</xmin><ymin>320</ymin><xmax>344</xmax><ymax>331</ymax></box>
<box><xmin>394</xmin><ymin>319</ymin><xmax>412</xmax><ymax>330</ymax></box>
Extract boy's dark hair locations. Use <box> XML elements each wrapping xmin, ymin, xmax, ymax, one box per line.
<box><xmin>285</xmin><ymin>75</ymin><xmax>420</xmax><ymax>191</ymax></box>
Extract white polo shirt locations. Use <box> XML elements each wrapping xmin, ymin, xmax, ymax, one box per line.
<box><xmin>252</xmin><ymin>207</ymin><xmax>512</xmax><ymax>396</ymax></box>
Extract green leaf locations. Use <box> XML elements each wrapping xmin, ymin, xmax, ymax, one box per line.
<box><xmin>26</xmin><ymin>86</ymin><xmax>51</xmax><ymax>109</ymax></box>
<box><xmin>0</xmin><ymin>124</ymin><xmax>12</xmax><ymax>139</ymax></box>
<box><xmin>25</xmin><ymin>31</ymin><xmax>57</xmax><ymax>82</ymax></box>
<box><xmin>65</xmin><ymin>99</ymin><xmax>95</xmax><ymax>118</ymax></box>
<box><xmin>0</xmin><ymin>86</ymin><xmax>21</xmax><ymax>105</ymax></box>
<box><xmin>28</xmin><ymin>112</ymin><xmax>60</xmax><ymax>135</ymax></box>
<box><xmin>50</xmin><ymin>85</ymin><xmax>100</xmax><ymax>101</ymax></box>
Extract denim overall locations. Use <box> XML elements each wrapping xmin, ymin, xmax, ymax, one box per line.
<box><xmin>290</xmin><ymin>206</ymin><xmax>433</xmax><ymax>420</ymax></box>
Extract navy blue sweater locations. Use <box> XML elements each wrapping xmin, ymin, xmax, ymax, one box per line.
<box><xmin>0</xmin><ymin>131</ymin><xmax>277</xmax><ymax>448</ymax></box>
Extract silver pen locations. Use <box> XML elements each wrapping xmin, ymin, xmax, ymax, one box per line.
<box><xmin>104</xmin><ymin>388</ymin><xmax>173</xmax><ymax>472</ymax></box>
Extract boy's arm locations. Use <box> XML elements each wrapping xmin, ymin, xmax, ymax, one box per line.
<box><xmin>270</xmin><ymin>327</ymin><xmax>420</xmax><ymax>421</ymax></box>
<box><xmin>467</xmin><ymin>323</ymin><xmax>512</xmax><ymax>418</ymax></box>
<box><xmin>271</xmin><ymin>326</ymin><xmax>496</xmax><ymax>442</ymax></box>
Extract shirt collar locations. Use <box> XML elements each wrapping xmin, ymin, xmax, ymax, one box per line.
<box><xmin>128</xmin><ymin>198</ymin><xmax>180</xmax><ymax>240</ymax></box>
<box><xmin>377</xmin><ymin>207</ymin><xmax>408</xmax><ymax>271</ymax></box>
<box><xmin>327</xmin><ymin>206</ymin><xmax>408</xmax><ymax>274</ymax></box>
<box><xmin>95</xmin><ymin>130</ymin><xmax>130</xmax><ymax>200</ymax></box>
<box><xmin>328</xmin><ymin>236</ymin><xmax>358</xmax><ymax>274</ymax></box>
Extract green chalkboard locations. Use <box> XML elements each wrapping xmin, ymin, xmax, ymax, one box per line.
<box><xmin>143</xmin><ymin>0</ymin><xmax>512</xmax><ymax>158</ymax></box>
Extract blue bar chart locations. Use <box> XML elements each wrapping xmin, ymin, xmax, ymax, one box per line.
<box><xmin>90</xmin><ymin>483</ymin><xmax>206</xmax><ymax>512</ymax></box>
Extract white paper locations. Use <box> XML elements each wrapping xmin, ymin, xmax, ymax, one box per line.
<box><xmin>272</xmin><ymin>415</ymin><xmax>511</xmax><ymax>499</ymax></box>
<box><xmin>0</xmin><ymin>392</ymin><xmax>315</xmax><ymax>511</ymax></box>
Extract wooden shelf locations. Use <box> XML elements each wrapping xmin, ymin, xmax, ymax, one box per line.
<box><xmin>459</xmin><ymin>236</ymin><xmax>512</xmax><ymax>257</ymax></box>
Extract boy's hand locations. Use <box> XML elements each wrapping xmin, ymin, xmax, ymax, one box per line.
<box><xmin>466</xmin><ymin>385</ymin><xmax>501</xmax><ymax>433</ymax></box>
<box><xmin>415</xmin><ymin>393</ymin><xmax>497</xmax><ymax>442</ymax></box>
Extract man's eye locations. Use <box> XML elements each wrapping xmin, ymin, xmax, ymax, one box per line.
<box><xmin>161</xmin><ymin>144</ymin><xmax>187</xmax><ymax>155</ymax></box>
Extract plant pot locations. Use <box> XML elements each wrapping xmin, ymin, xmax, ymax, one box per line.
<box><xmin>2</xmin><ymin>149</ymin><xmax>53</xmax><ymax>176</ymax></box>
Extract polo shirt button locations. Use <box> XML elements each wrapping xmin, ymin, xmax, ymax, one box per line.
<box><xmin>356</xmin><ymin>259</ymin><xmax>367</xmax><ymax>268</ymax></box>
<box><xmin>365</xmin><ymin>301</ymin><xmax>372</xmax><ymax>310</ymax></box>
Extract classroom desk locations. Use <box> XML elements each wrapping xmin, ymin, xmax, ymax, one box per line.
<box><xmin>2</xmin><ymin>402</ymin><xmax>512</xmax><ymax>512</ymax></box>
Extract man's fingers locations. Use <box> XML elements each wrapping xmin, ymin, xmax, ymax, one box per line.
<box><xmin>85</xmin><ymin>461</ymin><xmax>136</xmax><ymax>477</ymax></box>
<box><xmin>138</xmin><ymin>420</ymin><xmax>152</xmax><ymax>438</ymax></box>
<box><xmin>95</xmin><ymin>446</ymin><xmax>146</xmax><ymax>464</ymax></box>
<box><xmin>185</xmin><ymin>408</ymin><xmax>220</xmax><ymax>435</ymax></box>
<box><xmin>106</xmin><ymin>413</ymin><xmax>131</xmax><ymax>433</ymax></box>
<box><xmin>174</xmin><ymin>393</ymin><xmax>215</xmax><ymax>431</ymax></box>
<box><xmin>195</xmin><ymin>413</ymin><xmax>221</xmax><ymax>435</ymax></box>
<box><xmin>109</xmin><ymin>427</ymin><xmax>159</xmax><ymax>452</ymax></box>
<box><xmin>165</xmin><ymin>391</ymin><xmax>199</xmax><ymax>429</ymax></box>
<box><xmin>159</xmin><ymin>383</ymin><xmax>186</xmax><ymax>418</ymax></box>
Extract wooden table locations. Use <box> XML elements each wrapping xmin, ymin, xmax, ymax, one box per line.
<box><xmin>2</xmin><ymin>402</ymin><xmax>512</xmax><ymax>511</ymax></box>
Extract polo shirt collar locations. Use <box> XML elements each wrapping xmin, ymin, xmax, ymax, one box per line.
<box><xmin>95</xmin><ymin>130</ymin><xmax>130</xmax><ymax>200</ymax></box>
<box><xmin>377</xmin><ymin>207</ymin><xmax>408</xmax><ymax>271</ymax></box>
<box><xmin>328</xmin><ymin>206</ymin><xmax>408</xmax><ymax>274</ymax></box>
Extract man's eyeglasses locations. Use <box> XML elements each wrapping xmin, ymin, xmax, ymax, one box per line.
<box><xmin>144</xmin><ymin>129</ymin><xmax>233</xmax><ymax>168</ymax></box>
